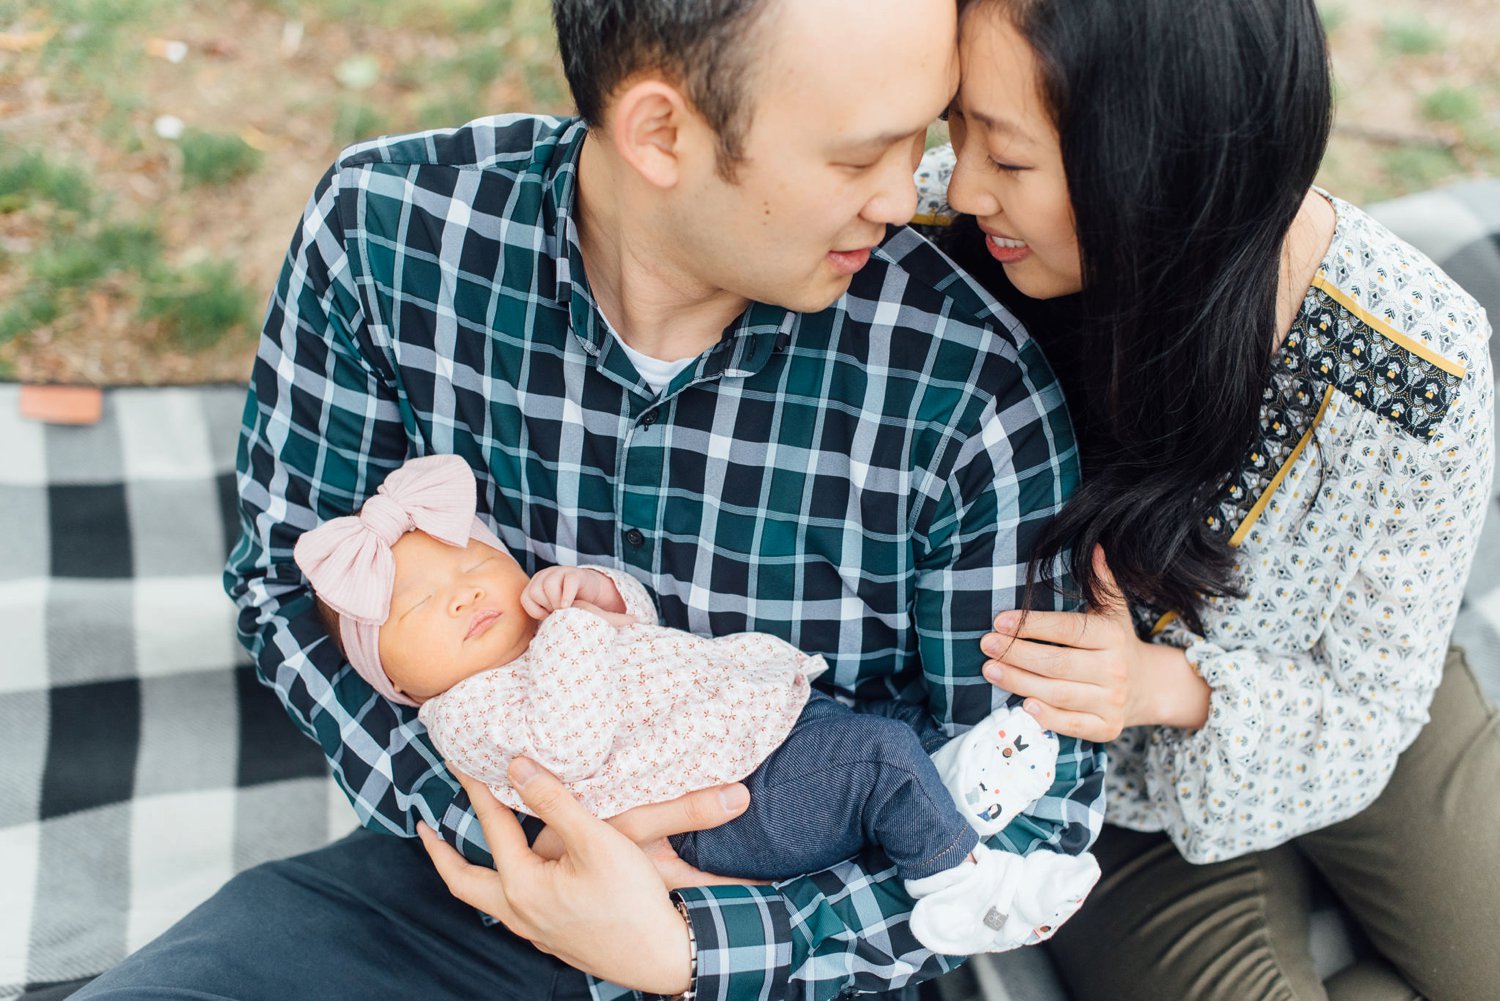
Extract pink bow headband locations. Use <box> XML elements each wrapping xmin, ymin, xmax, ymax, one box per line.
<box><xmin>293</xmin><ymin>454</ymin><xmax>505</xmax><ymax>707</ymax></box>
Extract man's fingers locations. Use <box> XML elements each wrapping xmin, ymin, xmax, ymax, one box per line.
<box><xmin>449</xmin><ymin>766</ymin><xmax>533</xmax><ymax>864</ymax></box>
<box><xmin>610</xmin><ymin>784</ymin><xmax>751</xmax><ymax>843</ymax></box>
<box><xmin>645</xmin><ymin>843</ymin><xmax>772</xmax><ymax>889</ymax></box>
<box><xmin>417</xmin><ymin>821</ymin><xmax>511</xmax><ymax>918</ymax></box>
<box><xmin>508</xmin><ymin>757</ymin><xmax>617</xmax><ymax>865</ymax></box>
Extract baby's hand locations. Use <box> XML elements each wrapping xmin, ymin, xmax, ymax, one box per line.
<box><xmin>522</xmin><ymin>567</ymin><xmax>631</xmax><ymax>621</ymax></box>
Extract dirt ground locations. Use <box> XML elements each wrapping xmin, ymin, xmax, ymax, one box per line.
<box><xmin>1</xmin><ymin>0</ymin><xmax>1497</xmax><ymax>385</ymax></box>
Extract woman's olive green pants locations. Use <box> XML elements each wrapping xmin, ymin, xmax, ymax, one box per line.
<box><xmin>1048</xmin><ymin>647</ymin><xmax>1500</xmax><ymax>1001</ymax></box>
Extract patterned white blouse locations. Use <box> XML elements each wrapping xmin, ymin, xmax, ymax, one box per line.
<box><xmin>915</xmin><ymin>147</ymin><xmax>1495</xmax><ymax>864</ymax></box>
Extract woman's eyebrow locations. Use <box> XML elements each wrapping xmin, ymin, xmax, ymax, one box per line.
<box><xmin>965</xmin><ymin>107</ymin><xmax>1034</xmax><ymax>142</ymax></box>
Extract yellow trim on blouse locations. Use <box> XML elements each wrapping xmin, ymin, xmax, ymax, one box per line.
<box><xmin>1310</xmin><ymin>274</ymin><xmax>1467</xmax><ymax>378</ymax></box>
<box><xmin>1226</xmin><ymin>385</ymin><xmax>1335</xmax><ymax>548</ymax></box>
<box><xmin>1149</xmin><ymin>384</ymin><xmax>1337</xmax><ymax>638</ymax></box>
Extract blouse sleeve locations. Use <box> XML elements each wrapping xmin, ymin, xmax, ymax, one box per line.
<box><xmin>1133</xmin><ymin>350</ymin><xmax>1493</xmax><ymax>864</ymax></box>
<box><xmin>580</xmin><ymin>564</ymin><xmax>660</xmax><ymax>626</ymax></box>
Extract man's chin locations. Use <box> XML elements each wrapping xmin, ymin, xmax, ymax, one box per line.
<box><xmin>768</xmin><ymin>273</ymin><xmax>856</xmax><ymax>315</ymax></box>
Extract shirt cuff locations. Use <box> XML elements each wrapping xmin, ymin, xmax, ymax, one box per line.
<box><xmin>668</xmin><ymin>884</ymin><xmax>792</xmax><ymax>1001</ymax></box>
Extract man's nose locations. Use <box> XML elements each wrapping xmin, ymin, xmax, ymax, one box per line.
<box><xmin>863</xmin><ymin>160</ymin><xmax>922</xmax><ymax>227</ymax></box>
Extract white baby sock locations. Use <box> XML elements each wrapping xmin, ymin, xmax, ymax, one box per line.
<box><xmin>906</xmin><ymin>843</ymin><xmax>1100</xmax><ymax>955</ymax></box>
<box><xmin>929</xmin><ymin>703</ymin><xmax>1058</xmax><ymax>837</ymax></box>
<box><xmin>907</xmin><ymin>703</ymin><xmax>1096</xmax><ymax>955</ymax></box>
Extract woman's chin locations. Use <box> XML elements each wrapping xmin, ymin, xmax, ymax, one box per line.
<box><xmin>1002</xmin><ymin>262</ymin><xmax>1082</xmax><ymax>301</ymax></box>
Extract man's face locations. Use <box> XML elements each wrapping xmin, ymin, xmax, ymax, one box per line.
<box><xmin>669</xmin><ymin>0</ymin><xmax>960</xmax><ymax>314</ymax></box>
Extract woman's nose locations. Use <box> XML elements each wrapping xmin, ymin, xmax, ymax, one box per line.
<box><xmin>947</xmin><ymin>150</ymin><xmax>1001</xmax><ymax>219</ymax></box>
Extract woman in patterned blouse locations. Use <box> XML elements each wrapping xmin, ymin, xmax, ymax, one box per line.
<box><xmin>925</xmin><ymin>0</ymin><xmax>1498</xmax><ymax>996</ymax></box>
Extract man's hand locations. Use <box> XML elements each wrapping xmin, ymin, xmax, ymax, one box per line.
<box><xmin>417</xmin><ymin>760</ymin><xmax>693</xmax><ymax>995</ymax></box>
<box><xmin>979</xmin><ymin>547</ymin><xmax>1211</xmax><ymax>741</ymax></box>
<box><xmin>531</xmin><ymin>783</ymin><xmax>770</xmax><ymax>890</ymax></box>
<box><xmin>522</xmin><ymin>567</ymin><xmax>629</xmax><ymax>620</ymax></box>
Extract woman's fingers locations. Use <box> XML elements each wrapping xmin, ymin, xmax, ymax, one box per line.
<box><xmin>1015</xmin><ymin>700</ymin><xmax>1119</xmax><ymax>744</ymax></box>
<box><xmin>983</xmin><ymin>636</ymin><xmax>1099</xmax><ymax>681</ymax></box>
<box><xmin>1090</xmin><ymin>546</ymin><xmax>1129</xmax><ymax>616</ymax></box>
<box><xmin>988</xmin><ymin>609</ymin><xmax>1107</xmax><ymax>651</ymax></box>
<box><xmin>985</xmin><ymin>661</ymin><xmax>1092</xmax><ymax>708</ymax></box>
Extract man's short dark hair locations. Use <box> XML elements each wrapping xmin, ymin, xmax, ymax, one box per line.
<box><xmin>552</xmin><ymin>0</ymin><xmax>776</xmax><ymax>178</ymax></box>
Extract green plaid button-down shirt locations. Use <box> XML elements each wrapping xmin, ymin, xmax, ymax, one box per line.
<box><xmin>226</xmin><ymin>114</ymin><xmax>1105</xmax><ymax>1001</ymax></box>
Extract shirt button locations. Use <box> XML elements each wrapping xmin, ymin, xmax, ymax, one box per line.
<box><xmin>640</xmin><ymin>409</ymin><xmax>659</xmax><ymax>427</ymax></box>
<box><xmin>625</xmin><ymin>528</ymin><xmax>645</xmax><ymax>547</ymax></box>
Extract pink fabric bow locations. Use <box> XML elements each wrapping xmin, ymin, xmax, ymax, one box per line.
<box><xmin>293</xmin><ymin>454</ymin><xmax>505</xmax><ymax>707</ymax></box>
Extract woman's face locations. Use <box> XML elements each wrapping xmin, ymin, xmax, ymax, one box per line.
<box><xmin>947</xmin><ymin>9</ymin><xmax>1082</xmax><ymax>300</ymax></box>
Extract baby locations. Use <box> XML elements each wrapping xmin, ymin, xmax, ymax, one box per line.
<box><xmin>294</xmin><ymin>454</ymin><xmax>1100</xmax><ymax>955</ymax></box>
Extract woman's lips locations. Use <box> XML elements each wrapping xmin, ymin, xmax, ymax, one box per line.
<box><xmin>465</xmin><ymin>610</ymin><xmax>500</xmax><ymax>641</ymax></box>
<box><xmin>985</xmin><ymin>234</ymin><xmax>1031</xmax><ymax>265</ymax></box>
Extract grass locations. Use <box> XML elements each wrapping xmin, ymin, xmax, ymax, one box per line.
<box><xmin>1379</xmin><ymin>145</ymin><xmax>1464</xmax><ymax>190</ymax></box>
<box><xmin>31</xmin><ymin>221</ymin><xmax>160</xmax><ymax>288</ymax></box>
<box><xmin>179</xmin><ymin>130</ymin><xmax>264</xmax><ymax>187</ymax></box>
<box><xmin>140</xmin><ymin>260</ymin><xmax>259</xmax><ymax>348</ymax></box>
<box><xmin>31</xmin><ymin>0</ymin><xmax>179</xmax><ymax>96</ymax></box>
<box><xmin>1379</xmin><ymin>14</ymin><xmax>1446</xmax><ymax>56</ymax></box>
<box><xmin>0</xmin><ymin>149</ymin><xmax>93</xmax><ymax>214</ymax></box>
<box><xmin>1319</xmin><ymin>3</ymin><xmax>1349</xmax><ymax>35</ymax></box>
<box><xmin>0</xmin><ymin>141</ymin><xmax>255</xmax><ymax>355</ymax></box>
<box><xmin>248</xmin><ymin>0</ymin><xmax>522</xmax><ymax>32</ymax></box>
<box><xmin>333</xmin><ymin>101</ymin><xmax>390</xmax><ymax>145</ymax></box>
<box><xmin>0</xmin><ymin>288</ymin><xmax>61</xmax><ymax>346</ymax></box>
<box><xmin>1420</xmin><ymin>85</ymin><xmax>1484</xmax><ymax>126</ymax></box>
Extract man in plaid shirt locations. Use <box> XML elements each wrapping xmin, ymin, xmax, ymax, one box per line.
<box><xmin>77</xmin><ymin>1</ymin><xmax>1104</xmax><ymax>1000</ymax></box>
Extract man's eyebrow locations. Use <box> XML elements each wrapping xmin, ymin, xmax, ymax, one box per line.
<box><xmin>830</xmin><ymin>126</ymin><xmax>927</xmax><ymax>154</ymax></box>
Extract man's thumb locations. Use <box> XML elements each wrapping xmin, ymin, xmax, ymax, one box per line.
<box><xmin>509</xmin><ymin>757</ymin><xmax>595</xmax><ymax>850</ymax></box>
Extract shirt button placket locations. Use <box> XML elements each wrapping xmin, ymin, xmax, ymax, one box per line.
<box><xmin>619</xmin><ymin>399</ymin><xmax>666</xmax><ymax>574</ymax></box>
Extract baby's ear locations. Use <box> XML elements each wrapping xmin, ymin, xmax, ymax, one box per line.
<box><xmin>312</xmin><ymin>594</ymin><xmax>348</xmax><ymax>657</ymax></box>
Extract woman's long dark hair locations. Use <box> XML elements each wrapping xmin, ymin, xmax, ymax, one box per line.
<box><xmin>950</xmin><ymin>0</ymin><xmax>1334</xmax><ymax>632</ymax></box>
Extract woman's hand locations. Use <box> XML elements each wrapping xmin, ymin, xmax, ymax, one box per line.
<box><xmin>418</xmin><ymin>760</ymin><xmax>694</xmax><ymax>995</ymax></box>
<box><xmin>979</xmin><ymin>548</ymin><xmax>1210</xmax><ymax>742</ymax></box>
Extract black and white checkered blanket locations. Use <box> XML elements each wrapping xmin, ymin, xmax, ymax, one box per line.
<box><xmin>1</xmin><ymin>181</ymin><xmax>1496</xmax><ymax>1001</ymax></box>
<box><xmin>0</xmin><ymin>387</ymin><xmax>352</xmax><ymax>1000</ymax></box>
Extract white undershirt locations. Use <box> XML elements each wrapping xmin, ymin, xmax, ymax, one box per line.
<box><xmin>609</xmin><ymin>329</ymin><xmax>696</xmax><ymax>395</ymax></box>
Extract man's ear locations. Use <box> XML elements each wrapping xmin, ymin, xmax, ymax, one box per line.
<box><xmin>607</xmin><ymin>79</ymin><xmax>696</xmax><ymax>190</ymax></box>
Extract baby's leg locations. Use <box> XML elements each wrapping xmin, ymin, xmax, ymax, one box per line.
<box><xmin>672</xmin><ymin>692</ymin><xmax>978</xmax><ymax>882</ymax></box>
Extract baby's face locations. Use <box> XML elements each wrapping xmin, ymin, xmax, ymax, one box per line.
<box><xmin>377</xmin><ymin>532</ymin><xmax>536</xmax><ymax>702</ymax></box>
